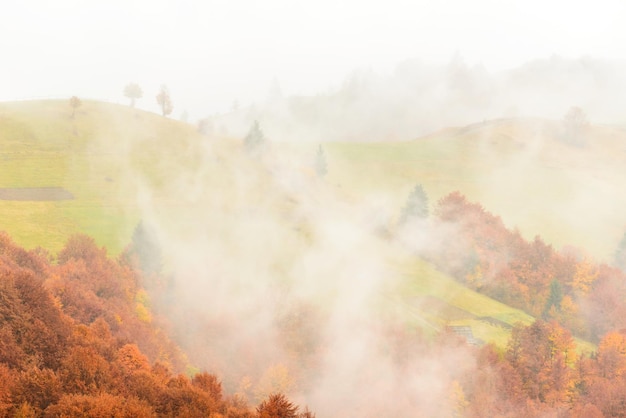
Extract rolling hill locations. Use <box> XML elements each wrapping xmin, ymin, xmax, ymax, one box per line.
<box><xmin>306</xmin><ymin>118</ymin><xmax>626</xmax><ymax>262</ymax></box>
<box><xmin>0</xmin><ymin>100</ymin><xmax>602</xmax><ymax>355</ymax></box>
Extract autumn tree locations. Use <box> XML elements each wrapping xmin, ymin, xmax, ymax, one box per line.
<box><xmin>124</xmin><ymin>83</ymin><xmax>143</xmax><ymax>108</ymax></box>
<box><xmin>69</xmin><ymin>96</ymin><xmax>81</xmax><ymax>118</ymax></box>
<box><xmin>156</xmin><ymin>85</ymin><xmax>173</xmax><ymax>117</ymax></box>
<box><xmin>505</xmin><ymin>320</ymin><xmax>576</xmax><ymax>405</ymax></box>
<box><xmin>257</xmin><ymin>393</ymin><xmax>299</xmax><ymax>418</ymax></box>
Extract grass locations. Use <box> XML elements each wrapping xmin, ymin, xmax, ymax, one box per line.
<box><xmin>391</xmin><ymin>256</ymin><xmax>596</xmax><ymax>353</ymax></box>
<box><xmin>0</xmin><ymin>99</ymin><xmax>207</xmax><ymax>254</ymax></box>
<box><xmin>283</xmin><ymin>120</ymin><xmax>626</xmax><ymax>262</ymax></box>
<box><xmin>0</xmin><ymin>101</ymin><xmax>600</xmax><ymax>352</ymax></box>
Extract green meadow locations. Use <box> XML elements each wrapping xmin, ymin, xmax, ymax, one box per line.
<box><xmin>0</xmin><ymin>100</ymin><xmax>606</xmax><ymax>352</ymax></box>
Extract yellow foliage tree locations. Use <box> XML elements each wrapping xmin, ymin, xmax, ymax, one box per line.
<box><xmin>253</xmin><ymin>364</ymin><xmax>294</xmax><ymax>403</ymax></box>
<box><xmin>597</xmin><ymin>332</ymin><xmax>626</xmax><ymax>379</ymax></box>
<box><xmin>572</xmin><ymin>259</ymin><xmax>598</xmax><ymax>294</ymax></box>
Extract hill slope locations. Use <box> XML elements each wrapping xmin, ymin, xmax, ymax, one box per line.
<box><xmin>300</xmin><ymin>119</ymin><xmax>626</xmax><ymax>261</ymax></box>
<box><xmin>0</xmin><ymin>100</ymin><xmax>209</xmax><ymax>254</ymax></box>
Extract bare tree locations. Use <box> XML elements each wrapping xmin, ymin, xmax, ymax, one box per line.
<box><xmin>124</xmin><ymin>83</ymin><xmax>143</xmax><ymax>108</ymax></box>
<box><xmin>156</xmin><ymin>85</ymin><xmax>173</xmax><ymax>117</ymax></box>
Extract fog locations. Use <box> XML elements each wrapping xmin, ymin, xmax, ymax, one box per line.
<box><xmin>213</xmin><ymin>56</ymin><xmax>626</xmax><ymax>142</ymax></box>
<box><xmin>5</xmin><ymin>0</ymin><xmax>626</xmax><ymax>415</ymax></box>
<box><xmin>110</xmin><ymin>129</ymin><xmax>478</xmax><ymax>415</ymax></box>
<box><xmin>2</xmin><ymin>0</ymin><xmax>626</xmax><ymax>118</ymax></box>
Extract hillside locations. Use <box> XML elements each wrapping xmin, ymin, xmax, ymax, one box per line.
<box><xmin>3</xmin><ymin>101</ymin><xmax>624</xmax><ymax>263</ymax></box>
<box><xmin>0</xmin><ymin>102</ymin><xmax>603</xmax><ymax>349</ymax></box>
<box><xmin>0</xmin><ymin>100</ymin><xmax>210</xmax><ymax>254</ymax></box>
<box><xmin>3</xmin><ymin>99</ymin><xmax>621</xmax><ymax>415</ymax></box>
<box><xmin>296</xmin><ymin>118</ymin><xmax>626</xmax><ymax>262</ymax></box>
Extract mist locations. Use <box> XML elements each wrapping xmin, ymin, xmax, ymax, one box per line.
<box><xmin>79</xmin><ymin>46</ymin><xmax>626</xmax><ymax>414</ymax></box>
<box><xmin>3</xmin><ymin>0</ymin><xmax>626</xmax><ymax>415</ymax></box>
<box><xmin>209</xmin><ymin>56</ymin><xmax>626</xmax><ymax>142</ymax></box>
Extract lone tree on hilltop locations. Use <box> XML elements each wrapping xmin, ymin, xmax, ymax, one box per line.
<box><xmin>563</xmin><ymin>106</ymin><xmax>589</xmax><ymax>145</ymax></box>
<box><xmin>69</xmin><ymin>96</ymin><xmax>82</xmax><ymax>118</ymax></box>
<box><xmin>244</xmin><ymin>120</ymin><xmax>265</xmax><ymax>152</ymax></box>
<box><xmin>400</xmin><ymin>184</ymin><xmax>429</xmax><ymax>224</ymax></box>
<box><xmin>315</xmin><ymin>145</ymin><xmax>328</xmax><ymax>178</ymax></box>
<box><xmin>124</xmin><ymin>83</ymin><xmax>143</xmax><ymax>108</ymax></box>
<box><xmin>156</xmin><ymin>85</ymin><xmax>173</xmax><ymax>117</ymax></box>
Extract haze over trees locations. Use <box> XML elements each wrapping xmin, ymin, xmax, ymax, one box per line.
<box><xmin>156</xmin><ymin>85</ymin><xmax>173</xmax><ymax>117</ymax></box>
<box><xmin>123</xmin><ymin>83</ymin><xmax>143</xmax><ymax>108</ymax></box>
<box><xmin>0</xmin><ymin>231</ymin><xmax>311</xmax><ymax>417</ymax></box>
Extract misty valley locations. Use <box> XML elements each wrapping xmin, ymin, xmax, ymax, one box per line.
<box><xmin>1</xmin><ymin>69</ymin><xmax>626</xmax><ymax>417</ymax></box>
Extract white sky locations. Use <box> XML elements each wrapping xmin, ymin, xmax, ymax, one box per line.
<box><xmin>1</xmin><ymin>0</ymin><xmax>624</xmax><ymax>118</ymax></box>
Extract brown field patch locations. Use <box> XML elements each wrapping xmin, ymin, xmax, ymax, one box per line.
<box><xmin>0</xmin><ymin>187</ymin><xmax>74</xmax><ymax>201</ymax></box>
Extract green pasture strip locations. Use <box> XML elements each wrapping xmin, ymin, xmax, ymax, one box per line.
<box><xmin>394</xmin><ymin>257</ymin><xmax>596</xmax><ymax>353</ymax></box>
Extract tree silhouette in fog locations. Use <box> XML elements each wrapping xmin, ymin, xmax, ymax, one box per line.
<box><xmin>69</xmin><ymin>96</ymin><xmax>81</xmax><ymax>118</ymax></box>
<box><xmin>400</xmin><ymin>184</ymin><xmax>429</xmax><ymax>223</ymax></box>
<box><xmin>156</xmin><ymin>85</ymin><xmax>173</xmax><ymax>117</ymax></box>
<box><xmin>563</xmin><ymin>106</ymin><xmax>589</xmax><ymax>145</ymax></box>
<box><xmin>615</xmin><ymin>231</ymin><xmax>626</xmax><ymax>271</ymax></box>
<box><xmin>315</xmin><ymin>145</ymin><xmax>327</xmax><ymax>178</ymax></box>
<box><xmin>244</xmin><ymin>120</ymin><xmax>266</xmax><ymax>153</ymax></box>
<box><xmin>124</xmin><ymin>83</ymin><xmax>143</xmax><ymax>108</ymax></box>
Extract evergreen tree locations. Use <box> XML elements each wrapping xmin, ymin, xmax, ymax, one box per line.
<box><xmin>400</xmin><ymin>184</ymin><xmax>429</xmax><ymax>223</ymax></box>
<box><xmin>615</xmin><ymin>231</ymin><xmax>626</xmax><ymax>271</ymax></box>
<box><xmin>315</xmin><ymin>145</ymin><xmax>327</xmax><ymax>177</ymax></box>
<box><xmin>244</xmin><ymin>120</ymin><xmax>265</xmax><ymax>152</ymax></box>
<box><xmin>128</xmin><ymin>221</ymin><xmax>162</xmax><ymax>275</ymax></box>
<box><xmin>542</xmin><ymin>279</ymin><xmax>563</xmax><ymax>319</ymax></box>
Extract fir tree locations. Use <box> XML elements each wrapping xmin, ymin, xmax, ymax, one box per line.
<box><xmin>128</xmin><ymin>221</ymin><xmax>162</xmax><ymax>275</ymax></box>
<box><xmin>615</xmin><ymin>231</ymin><xmax>626</xmax><ymax>271</ymax></box>
<box><xmin>244</xmin><ymin>120</ymin><xmax>265</xmax><ymax>152</ymax></box>
<box><xmin>315</xmin><ymin>145</ymin><xmax>327</xmax><ymax>177</ymax></box>
<box><xmin>400</xmin><ymin>184</ymin><xmax>429</xmax><ymax>223</ymax></box>
<box><xmin>542</xmin><ymin>279</ymin><xmax>563</xmax><ymax>319</ymax></box>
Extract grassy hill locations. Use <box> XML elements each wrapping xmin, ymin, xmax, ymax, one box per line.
<box><xmin>0</xmin><ymin>100</ymin><xmax>599</xmax><ymax>354</ymax></box>
<box><xmin>286</xmin><ymin>119</ymin><xmax>626</xmax><ymax>262</ymax></box>
<box><xmin>0</xmin><ymin>99</ymin><xmax>211</xmax><ymax>254</ymax></box>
